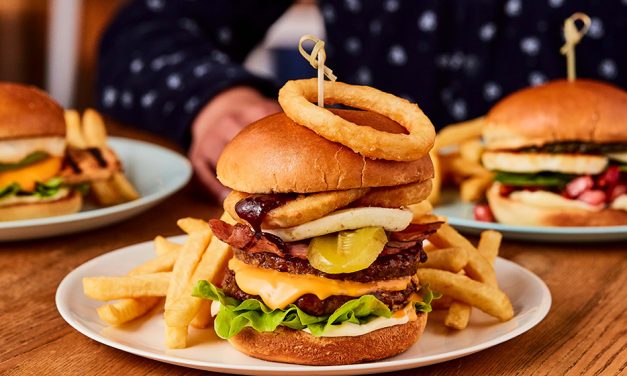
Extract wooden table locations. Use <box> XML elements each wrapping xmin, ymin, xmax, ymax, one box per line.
<box><xmin>1</xmin><ymin>126</ymin><xmax>625</xmax><ymax>376</ymax></box>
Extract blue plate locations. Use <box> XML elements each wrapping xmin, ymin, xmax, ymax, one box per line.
<box><xmin>433</xmin><ymin>190</ymin><xmax>627</xmax><ymax>242</ymax></box>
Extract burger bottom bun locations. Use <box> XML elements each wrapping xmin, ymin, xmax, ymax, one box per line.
<box><xmin>487</xmin><ymin>184</ymin><xmax>627</xmax><ymax>226</ymax></box>
<box><xmin>0</xmin><ymin>191</ymin><xmax>82</xmax><ymax>221</ymax></box>
<box><xmin>228</xmin><ymin>313</ymin><xmax>427</xmax><ymax>366</ymax></box>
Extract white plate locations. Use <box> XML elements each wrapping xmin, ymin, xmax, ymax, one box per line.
<box><xmin>0</xmin><ymin>137</ymin><xmax>191</xmax><ymax>241</ymax></box>
<box><xmin>434</xmin><ymin>190</ymin><xmax>627</xmax><ymax>242</ymax></box>
<box><xmin>56</xmin><ymin>236</ymin><xmax>551</xmax><ymax>375</ymax></box>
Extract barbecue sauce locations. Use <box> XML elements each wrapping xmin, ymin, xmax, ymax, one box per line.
<box><xmin>235</xmin><ymin>194</ymin><xmax>295</xmax><ymax>251</ymax></box>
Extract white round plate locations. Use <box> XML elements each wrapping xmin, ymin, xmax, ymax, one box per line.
<box><xmin>434</xmin><ymin>190</ymin><xmax>627</xmax><ymax>242</ymax></box>
<box><xmin>0</xmin><ymin>137</ymin><xmax>191</xmax><ymax>241</ymax></box>
<box><xmin>56</xmin><ymin>236</ymin><xmax>552</xmax><ymax>375</ymax></box>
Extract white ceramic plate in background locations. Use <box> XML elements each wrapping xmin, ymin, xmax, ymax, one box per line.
<box><xmin>434</xmin><ymin>190</ymin><xmax>627</xmax><ymax>242</ymax></box>
<box><xmin>56</xmin><ymin>236</ymin><xmax>552</xmax><ymax>376</ymax></box>
<box><xmin>0</xmin><ymin>137</ymin><xmax>191</xmax><ymax>241</ymax></box>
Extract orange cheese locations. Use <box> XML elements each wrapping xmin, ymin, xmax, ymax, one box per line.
<box><xmin>228</xmin><ymin>258</ymin><xmax>411</xmax><ymax>310</ymax></box>
<box><xmin>0</xmin><ymin>157</ymin><xmax>63</xmax><ymax>192</ymax></box>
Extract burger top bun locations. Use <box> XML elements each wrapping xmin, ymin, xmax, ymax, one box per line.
<box><xmin>0</xmin><ymin>83</ymin><xmax>65</xmax><ymax>140</ymax></box>
<box><xmin>483</xmin><ymin>79</ymin><xmax>627</xmax><ymax>150</ymax></box>
<box><xmin>217</xmin><ymin>109</ymin><xmax>434</xmax><ymax>194</ymax></box>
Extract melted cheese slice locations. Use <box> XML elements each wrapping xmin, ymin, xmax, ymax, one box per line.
<box><xmin>0</xmin><ymin>157</ymin><xmax>63</xmax><ymax>192</ymax></box>
<box><xmin>606</xmin><ymin>152</ymin><xmax>627</xmax><ymax>164</ymax></box>
<box><xmin>228</xmin><ymin>258</ymin><xmax>411</xmax><ymax>310</ymax></box>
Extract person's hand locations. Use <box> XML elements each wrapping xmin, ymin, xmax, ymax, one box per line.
<box><xmin>189</xmin><ymin>86</ymin><xmax>280</xmax><ymax>201</ymax></box>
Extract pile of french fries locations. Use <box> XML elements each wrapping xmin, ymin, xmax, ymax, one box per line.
<box><xmin>84</xmin><ymin>214</ymin><xmax>235</xmax><ymax>348</ymax></box>
<box><xmin>409</xmin><ymin>201</ymin><xmax>513</xmax><ymax>329</ymax></box>
<box><xmin>83</xmin><ymin>205</ymin><xmax>513</xmax><ymax>348</ymax></box>
<box><xmin>428</xmin><ymin>117</ymin><xmax>494</xmax><ymax>205</ymax></box>
<box><xmin>64</xmin><ymin>108</ymin><xmax>139</xmax><ymax>206</ymax></box>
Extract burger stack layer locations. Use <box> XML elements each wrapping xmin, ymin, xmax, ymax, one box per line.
<box><xmin>196</xmin><ymin>108</ymin><xmax>440</xmax><ymax>365</ymax></box>
<box><xmin>481</xmin><ymin>79</ymin><xmax>627</xmax><ymax>226</ymax></box>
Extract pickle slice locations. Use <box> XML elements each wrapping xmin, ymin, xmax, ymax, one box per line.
<box><xmin>307</xmin><ymin>227</ymin><xmax>387</xmax><ymax>274</ymax></box>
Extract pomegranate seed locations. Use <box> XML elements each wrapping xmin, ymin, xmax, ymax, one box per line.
<box><xmin>474</xmin><ymin>204</ymin><xmax>495</xmax><ymax>222</ymax></box>
<box><xmin>609</xmin><ymin>184</ymin><xmax>627</xmax><ymax>202</ymax></box>
<box><xmin>597</xmin><ymin>166</ymin><xmax>620</xmax><ymax>188</ymax></box>
<box><xmin>564</xmin><ymin>176</ymin><xmax>594</xmax><ymax>198</ymax></box>
<box><xmin>578</xmin><ymin>190</ymin><xmax>606</xmax><ymax>206</ymax></box>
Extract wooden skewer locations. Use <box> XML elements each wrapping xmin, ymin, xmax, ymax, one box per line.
<box><xmin>560</xmin><ymin>12</ymin><xmax>591</xmax><ymax>82</ymax></box>
<box><xmin>298</xmin><ymin>34</ymin><xmax>337</xmax><ymax>107</ymax></box>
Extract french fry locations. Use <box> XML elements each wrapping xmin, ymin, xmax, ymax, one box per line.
<box><xmin>164</xmin><ymin>225</ymin><xmax>213</xmax><ymax>348</ymax></box>
<box><xmin>154</xmin><ymin>235</ymin><xmax>181</xmax><ymax>256</ymax></box>
<box><xmin>177</xmin><ymin>217</ymin><xmax>211</xmax><ymax>234</ymax></box>
<box><xmin>165</xmin><ymin>326</ymin><xmax>188</xmax><ymax>349</ymax></box>
<box><xmin>129</xmin><ymin>251</ymin><xmax>178</xmax><ymax>276</ymax></box>
<box><xmin>434</xmin><ymin>117</ymin><xmax>485</xmax><ymax>149</ymax></box>
<box><xmin>460</xmin><ymin>173</ymin><xmax>494</xmax><ymax>202</ymax></box>
<box><xmin>445</xmin><ymin>301</ymin><xmax>472</xmax><ymax>330</ymax></box>
<box><xmin>407</xmin><ymin>201</ymin><xmax>434</xmax><ymax>219</ymax></box>
<box><xmin>448</xmin><ymin>157</ymin><xmax>490</xmax><ymax>179</ymax></box>
<box><xmin>82</xmin><ymin>108</ymin><xmax>108</xmax><ymax>147</ymax></box>
<box><xmin>191</xmin><ymin>300</ymin><xmax>214</xmax><ymax>329</ymax></box>
<box><xmin>420</xmin><ymin>247</ymin><xmax>468</xmax><ymax>273</ymax></box>
<box><xmin>427</xmin><ymin>149</ymin><xmax>441</xmax><ymax>205</ymax></box>
<box><xmin>412</xmin><ymin>214</ymin><xmax>446</xmax><ymax>225</ymax></box>
<box><xmin>431</xmin><ymin>294</ymin><xmax>454</xmax><ymax>310</ymax></box>
<box><xmin>459</xmin><ymin>138</ymin><xmax>484</xmax><ymax>164</ymax></box>
<box><xmin>166</xmin><ymin>213</ymin><xmax>235</xmax><ymax>332</ymax></box>
<box><xmin>416</xmin><ymin>268</ymin><xmax>513</xmax><ymax>321</ymax></box>
<box><xmin>92</xmin><ymin>180</ymin><xmax>124</xmax><ymax>206</ymax></box>
<box><xmin>65</xmin><ymin>110</ymin><xmax>86</xmax><ymax>148</ymax></box>
<box><xmin>478</xmin><ymin>230</ymin><xmax>502</xmax><ymax>264</ymax></box>
<box><xmin>97</xmin><ymin>297</ymin><xmax>161</xmax><ymax>325</ymax></box>
<box><xmin>428</xmin><ymin>224</ymin><xmax>497</xmax><ymax>286</ymax></box>
<box><xmin>112</xmin><ymin>172</ymin><xmax>140</xmax><ymax>201</ymax></box>
<box><xmin>83</xmin><ymin>272</ymin><xmax>171</xmax><ymax>300</ymax></box>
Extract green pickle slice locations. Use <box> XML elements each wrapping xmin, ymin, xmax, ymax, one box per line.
<box><xmin>307</xmin><ymin>226</ymin><xmax>388</xmax><ymax>274</ymax></box>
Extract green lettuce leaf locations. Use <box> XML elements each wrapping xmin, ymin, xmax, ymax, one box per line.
<box><xmin>414</xmin><ymin>283</ymin><xmax>441</xmax><ymax>313</ymax></box>
<box><xmin>0</xmin><ymin>183</ymin><xmax>20</xmax><ymax>199</ymax></box>
<box><xmin>192</xmin><ymin>281</ymin><xmax>437</xmax><ymax>339</ymax></box>
<box><xmin>494</xmin><ymin>171</ymin><xmax>575</xmax><ymax>188</ymax></box>
<box><xmin>0</xmin><ymin>151</ymin><xmax>49</xmax><ymax>173</ymax></box>
<box><xmin>34</xmin><ymin>177</ymin><xmax>64</xmax><ymax>198</ymax></box>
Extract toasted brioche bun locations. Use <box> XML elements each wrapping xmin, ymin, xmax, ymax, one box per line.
<box><xmin>217</xmin><ymin>109</ymin><xmax>433</xmax><ymax>194</ymax></box>
<box><xmin>484</xmin><ymin>80</ymin><xmax>627</xmax><ymax>150</ymax></box>
<box><xmin>0</xmin><ymin>191</ymin><xmax>82</xmax><ymax>221</ymax></box>
<box><xmin>487</xmin><ymin>183</ymin><xmax>627</xmax><ymax>226</ymax></box>
<box><xmin>0</xmin><ymin>83</ymin><xmax>65</xmax><ymax>140</ymax></box>
<box><xmin>229</xmin><ymin>313</ymin><xmax>427</xmax><ymax>366</ymax></box>
<box><xmin>482</xmin><ymin>151</ymin><xmax>608</xmax><ymax>175</ymax></box>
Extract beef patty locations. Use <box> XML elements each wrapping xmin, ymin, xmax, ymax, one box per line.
<box><xmin>221</xmin><ymin>269</ymin><xmax>416</xmax><ymax>316</ymax></box>
<box><xmin>233</xmin><ymin>247</ymin><xmax>422</xmax><ymax>283</ymax></box>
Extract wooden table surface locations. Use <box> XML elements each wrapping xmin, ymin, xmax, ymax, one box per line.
<box><xmin>1</xmin><ymin>125</ymin><xmax>625</xmax><ymax>376</ymax></box>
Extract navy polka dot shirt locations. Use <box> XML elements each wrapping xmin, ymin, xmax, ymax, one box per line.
<box><xmin>97</xmin><ymin>0</ymin><xmax>627</xmax><ymax>147</ymax></box>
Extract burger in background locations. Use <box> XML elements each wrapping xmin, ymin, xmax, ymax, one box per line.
<box><xmin>482</xmin><ymin>79</ymin><xmax>627</xmax><ymax>226</ymax></box>
<box><xmin>0</xmin><ymin>82</ymin><xmax>132</xmax><ymax>221</ymax></box>
<box><xmin>194</xmin><ymin>108</ymin><xmax>441</xmax><ymax>365</ymax></box>
<box><xmin>0</xmin><ymin>83</ymin><xmax>84</xmax><ymax>221</ymax></box>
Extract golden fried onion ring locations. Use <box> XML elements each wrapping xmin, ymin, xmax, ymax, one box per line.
<box><xmin>224</xmin><ymin>188</ymin><xmax>368</xmax><ymax>229</ymax></box>
<box><xmin>278</xmin><ymin>78</ymin><xmax>435</xmax><ymax>161</ymax></box>
<box><xmin>356</xmin><ymin>179</ymin><xmax>433</xmax><ymax>208</ymax></box>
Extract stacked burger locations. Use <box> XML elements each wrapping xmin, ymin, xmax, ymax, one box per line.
<box><xmin>194</xmin><ymin>83</ymin><xmax>440</xmax><ymax>364</ymax></box>
<box><xmin>481</xmin><ymin>79</ymin><xmax>627</xmax><ymax>226</ymax></box>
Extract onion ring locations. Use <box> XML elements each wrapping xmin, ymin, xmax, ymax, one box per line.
<box><xmin>224</xmin><ymin>188</ymin><xmax>368</xmax><ymax>229</ymax></box>
<box><xmin>278</xmin><ymin>78</ymin><xmax>435</xmax><ymax>161</ymax></box>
